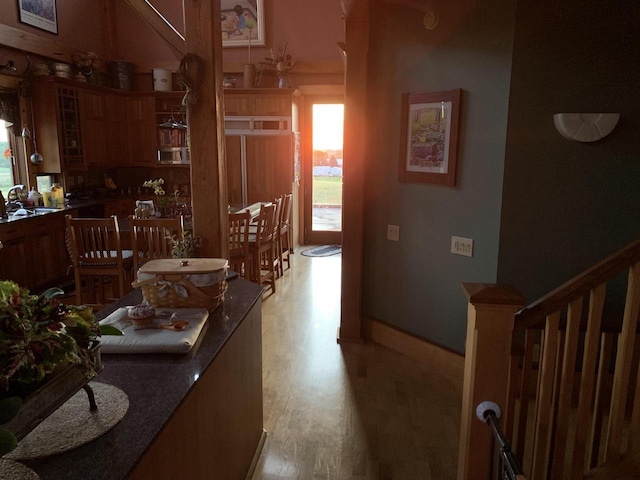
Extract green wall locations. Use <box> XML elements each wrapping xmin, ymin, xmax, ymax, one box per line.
<box><xmin>497</xmin><ymin>2</ymin><xmax>640</xmax><ymax>303</ymax></box>
<box><xmin>362</xmin><ymin>1</ymin><xmax>515</xmax><ymax>353</ymax></box>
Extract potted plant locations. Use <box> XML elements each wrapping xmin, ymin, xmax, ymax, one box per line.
<box><xmin>0</xmin><ymin>281</ymin><xmax>121</xmax><ymax>454</ymax></box>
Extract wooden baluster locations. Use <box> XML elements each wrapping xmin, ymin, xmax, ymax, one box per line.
<box><xmin>550</xmin><ymin>297</ymin><xmax>583</xmax><ymax>478</ymax></box>
<box><xmin>570</xmin><ymin>283</ymin><xmax>605</xmax><ymax>477</ymax></box>
<box><xmin>515</xmin><ymin>329</ymin><xmax>539</xmax><ymax>472</ymax></box>
<box><xmin>605</xmin><ymin>261</ymin><xmax>640</xmax><ymax>463</ymax></box>
<box><xmin>531</xmin><ymin>310</ymin><xmax>561</xmax><ymax>479</ymax></box>
<box><xmin>589</xmin><ymin>332</ymin><xmax>615</xmax><ymax>468</ymax></box>
<box><xmin>458</xmin><ymin>283</ymin><xmax>525</xmax><ymax>480</ymax></box>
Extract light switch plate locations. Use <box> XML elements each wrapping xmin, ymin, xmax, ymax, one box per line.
<box><xmin>451</xmin><ymin>236</ymin><xmax>473</xmax><ymax>257</ymax></box>
<box><xmin>387</xmin><ymin>225</ymin><xmax>400</xmax><ymax>241</ymax></box>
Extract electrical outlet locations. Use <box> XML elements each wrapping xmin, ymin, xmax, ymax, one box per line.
<box><xmin>451</xmin><ymin>236</ymin><xmax>473</xmax><ymax>257</ymax></box>
<box><xmin>387</xmin><ymin>224</ymin><xmax>400</xmax><ymax>241</ymax></box>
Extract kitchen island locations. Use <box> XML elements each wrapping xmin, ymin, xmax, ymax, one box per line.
<box><xmin>20</xmin><ymin>277</ymin><xmax>265</xmax><ymax>480</ymax></box>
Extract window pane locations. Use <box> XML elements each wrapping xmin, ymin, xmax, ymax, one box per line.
<box><xmin>0</xmin><ymin>120</ymin><xmax>15</xmax><ymax>195</ymax></box>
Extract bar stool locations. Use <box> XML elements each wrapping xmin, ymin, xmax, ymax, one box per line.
<box><xmin>65</xmin><ymin>215</ymin><xmax>134</xmax><ymax>307</ymax></box>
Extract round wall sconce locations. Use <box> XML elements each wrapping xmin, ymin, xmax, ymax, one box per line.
<box><xmin>553</xmin><ymin>113</ymin><xmax>620</xmax><ymax>142</ymax></box>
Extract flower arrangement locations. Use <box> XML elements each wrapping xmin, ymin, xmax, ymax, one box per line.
<box><xmin>142</xmin><ymin>178</ymin><xmax>185</xmax><ymax>217</ymax></box>
<box><xmin>258</xmin><ymin>43</ymin><xmax>295</xmax><ymax>86</ymax></box>
<box><xmin>170</xmin><ymin>232</ymin><xmax>202</xmax><ymax>258</ymax></box>
<box><xmin>72</xmin><ymin>51</ymin><xmax>100</xmax><ymax>74</ymax></box>
<box><xmin>0</xmin><ymin>281</ymin><xmax>121</xmax><ymax>454</ymax></box>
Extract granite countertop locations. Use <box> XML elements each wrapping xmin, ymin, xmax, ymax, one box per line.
<box><xmin>21</xmin><ymin>277</ymin><xmax>263</xmax><ymax>480</ymax></box>
<box><xmin>0</xmin><ymin>197</ymin><xmax>117</xmax><ymax>225</ymax></box>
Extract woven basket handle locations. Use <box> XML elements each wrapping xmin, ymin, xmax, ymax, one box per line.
<box><xmin>131</xmin><ymin>275</ymin><xmax>162</xmax><ymax>289</ymax></box>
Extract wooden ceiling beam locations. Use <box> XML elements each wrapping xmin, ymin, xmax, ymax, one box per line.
<box><xmin>123</xmin><ymin>0</ymin><xmax>185</xmax><ymax>59</ymax></box>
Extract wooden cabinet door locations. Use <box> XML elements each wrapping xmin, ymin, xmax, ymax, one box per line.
<box><xmin>252</xmin><ymin>94</ymin><xmax>291</xmax><ymax>116</ymax></box>
<box><xmin>105</xmin><ymin>93</ymin><xmax>126</xmax><ymax>167</ymax></box>
<box><xmin>27</xmin><ymin>216</ymin><xmax>70</xmax><ymax>288</ymax></box>
<box><xmin>245</xmin><ymin>136</ymin><xmax>292</xmax><ymax>204</ymax></box>
<box><xmin>224</xmin><ymin>94</ymin><xmax>252</xmax><ymax>116</ymax></box>
<box><xmin>32</xmin><ymin>81</ymin><xmax>62</xmax><ymax>173</ymax></box>
<box><xmin>127</xmin><ymin>95</ymin><xmax>156</xmax><ymax>166</ymax></box>
<box><xmin>225</xmin><ymin>135</ymin><xmax>244</xmax><ymax>206</ymax></box>
<box><xmin>81</xmin><ymin>90</ymin><xmax>108</xmax><ymax>167</ymax></box>
<box><xmin>0</xmin><ymin>224</ymin><xmax>29</xmax><ymax>287</ymax></box>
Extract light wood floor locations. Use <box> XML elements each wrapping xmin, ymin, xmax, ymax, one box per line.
<box><xmin>253</xmin><ymin>252</ymin><xmax>462</xmax><ymax>480</ymax></box>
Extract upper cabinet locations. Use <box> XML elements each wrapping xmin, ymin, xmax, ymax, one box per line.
<box><xmin>31</xmin><ymin>78</ymin><xmax>159</xmax><ymax>171</ymax></box>
<box><xmin>32</xmin><ymin>80</ymin><xmax>84</xmax><ymax>173</ymax></box>
<box><xmin>224</xmin><ymin>89</ymin><xmax>296</xmax><ymax>117</ymax></box>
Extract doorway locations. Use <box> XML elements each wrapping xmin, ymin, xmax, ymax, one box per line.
<box><xmin>304</xmin><ymin>100</ymin><xmax>344</xmax><ymax>245</ymax></box>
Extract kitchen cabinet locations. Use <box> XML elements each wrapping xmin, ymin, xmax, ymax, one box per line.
<box><xmin>127</xmin><ymin>95</ymin><xmax>156</xmax><ymax>166</ymax></box>
<box><xmin>223</xmin><ymin>89</ymin><xmax>293</xmax><ymax>116</ymax></box>
<box><xmin>81</xmin><ymin>90</ymin><xmax>108</xmax><ymax>167</ymax></box>
<box><xmin>0</xmin><ymin>223</ymin><xmax>30</xmax><ymax>287</ymax></box>
<box><xmin>0</xmin><ymin>211</ymin><xmax>75</xmax><ymax>290</ymax></box>
<box><xmin>27</xmin><ymin>214</ymin><xmax>71</xmax><ymax>287</ymax></box>
<box><xmin>33</xmin><ymin>80</ymin><xmax>85</xmax><ymax>173</ymax></box>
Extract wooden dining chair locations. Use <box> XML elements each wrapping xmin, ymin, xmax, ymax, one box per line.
<box><xmin>270</xmin><ymin>196</ymin><xmax>284</xmax><ymax>278</ymax></box>
<box><xmin>229</xmin><ymin>211</ymin><xmax>251</xmax><ymax>279</ymax></box>
<box><xmin>129</xmin><ymin>215</ymin><xmax>184</xmax><ymax>274</ymax></box>
<box><xmin>278</xmin><ymin>193</ymin><xmax>293</xmax><ymax>275</ymax></box>
<box><xmin>248</xmin><ymin>203</ymin><xmax>277</xmax><ymax>293</ymax></box>
<box><xmin>65</xmin><ymin>214</ymin><xmax>134</xmax><ymax>307</ymax></box>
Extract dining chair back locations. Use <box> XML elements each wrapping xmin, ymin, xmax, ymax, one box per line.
<box><xmin>65</xmin><ymin>214</ymin><xmax>134</xmax><ymax>307</ymax></box>
<box><xmin>248</xmin><ymin>203</ymin><xmax>277</xmax><ymax>293</ymax></box>
<box><xmin>129</xmin><ymin>215</ymin><xmax>184</xmax><ymax>274</ymax></box>
<box><xmin>229</xmin><ymin>211</ymin><xmax>251</xmax><ymax>279</ymax></box>
<box><xmin>278</xmin><ymin>192</ymin><xmax>293</xmax><ymax>274</ymax></box>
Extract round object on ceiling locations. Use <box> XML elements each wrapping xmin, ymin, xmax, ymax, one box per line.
<box><xmin>423</xmin><ymin>11</ymin><xmax>439</xmax><ymax>30</ymax></box>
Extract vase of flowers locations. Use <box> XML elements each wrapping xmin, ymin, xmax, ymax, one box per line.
<box><xmin>258</xmin><ymin>43</ymin><xmax>295</xmax><ymax>88</ymax></box>
<box><xmin>142</xmin><ymin>178</ymin><xmax>167</xmax><ymax>217</ymax></box>
<box><xmin>169</xmin><ymin>232</ymin><xmax>202</xmax><ymax>258</ymax></box>
<box><xmin>0</xmin><ymin>281</ymin><xmax>122</xmax><ymax>454</ymax></box>
<box><xmin>72</xmin><ymin>51</ymin><xmax>101</xmax><ymax>84</ymax></box>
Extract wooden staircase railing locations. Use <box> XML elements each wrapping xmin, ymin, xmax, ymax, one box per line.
<box><xmin>458</xmin><ymin>238</ymin><xmax>640</xmax><ymax>480</ymax></box>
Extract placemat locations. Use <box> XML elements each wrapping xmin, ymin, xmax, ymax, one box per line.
<box><xmin>5</xmin><ymin>382</ymin><xmax>128</xmax><ymax>460</ymax></box>
<box><xmin>99</xmin><ymin>307</ymin><xmax>209</xmax><ymax>354</ymax></box>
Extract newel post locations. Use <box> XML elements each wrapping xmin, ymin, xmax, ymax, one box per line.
<box><xmin>457</xmin><ymin>283</ymin><xmax>525</xmax><ymax>480</ymax></box>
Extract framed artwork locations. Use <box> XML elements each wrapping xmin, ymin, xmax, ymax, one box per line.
<box><xmin>221</xmin><ymin>0</ymin><xmax>265</xmax><ymax>48</ymax></box>
<box><xmin>399</xmin><ymin>89</ymin><xmax>461</xmax><ymax>186</ymax></box>
<box><xmin>18</xmin><ymin>0</ymin><xmax>58</xmax><ymax>34</ymax></box>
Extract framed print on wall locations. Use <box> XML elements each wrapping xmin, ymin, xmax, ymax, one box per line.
<box><xmin>221</xmin><ymin>0</ymin><xmax>265</xmax><ymax>48</ymax></box>
<box><xmin>399</xmin><ymin>89</ymin><xmax>461</xmax><ymax>186</ymax></box>
<box><xmin>18</xmin><ymin>0</ymin><xmax>58</xmax><ymax>34</ymax></box>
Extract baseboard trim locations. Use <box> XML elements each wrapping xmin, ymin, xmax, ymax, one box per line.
<box><xmin>363</xmin><ymin>317</ymin><xmax>464</xmax><ymax>379</ymax></box>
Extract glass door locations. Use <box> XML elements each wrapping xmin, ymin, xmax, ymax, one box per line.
<box><xmin>304</xmin><ymin>101</ymin><xmax>344</xmax><ymax>245</ymax></box>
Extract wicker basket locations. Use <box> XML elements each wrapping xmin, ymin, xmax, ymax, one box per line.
<box><xmin>131</xmin><ymin>258</ymin><xmax>228</xmax><ymax>311</ymax></box>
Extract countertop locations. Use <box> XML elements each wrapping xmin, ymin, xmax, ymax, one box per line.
<box><xmin>20</xmin><ymin>277</ymin><xmax>263</xmax><ymax>480</ymax></box>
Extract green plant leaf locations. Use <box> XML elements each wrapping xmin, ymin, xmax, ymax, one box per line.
<box><xmin>40</xmin><ymin>287</ymin><xmax>65</xmax><ymax>300</ymax></box>
<box><xmin>0</xmin><ymin>428</ymin><xmax>18</xmax><ymax>456</ymax></box>
<box><xmin>99</xmin><ymin>325</ymin><xmax>124</xmax><ymax>336</ymax></box>
<box><xmin>0</xmin><ymin>396</ymin><xmax>22</xmax><ymax>424</ymax></box>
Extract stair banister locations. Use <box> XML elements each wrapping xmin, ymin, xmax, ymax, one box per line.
<box><xmin>458</xmin><ymin>283</ymin><xmax>525</xmax><ymax>480</ymax></box>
